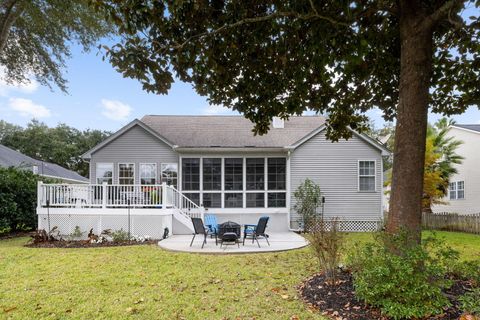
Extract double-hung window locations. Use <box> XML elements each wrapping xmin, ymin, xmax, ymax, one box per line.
<box><xmin>358</xmin><ymin>161</ymin><xmax>376</xmax><ymax>192</ymax></box>
<box><xmin>96</xmin><ymin>163</ymin><xmax>113</xmax><ymax>184</ymax></box>
<box><xmin>118</xmin><ymin>163</ymin><xmax>134</xmax><ymax>185</ymax></box>
<box><xmin>450</xmin><ymin>181</ymin><xmax>465</xmax><ymax>200</ymax></box>
<box><xmin>140</xmin><ymin>163</ymin><xmax>156</xmax><ymax>185</ymax></box>
<box><xmin>161</xmin><ymin>163</ymin><xmax>178</xmax><ymax>188</ymax></box>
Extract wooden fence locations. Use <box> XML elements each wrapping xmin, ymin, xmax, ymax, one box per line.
<box><xmin>422</xmin><ymin>212</ymin><xmax>480</xmax><ymax>234</ymax></box>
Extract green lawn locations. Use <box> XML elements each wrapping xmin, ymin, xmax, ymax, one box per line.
<box><xmin>0</xmin><ymin>231</ymin><xmax>479</xmax><ymax>320</ymax></box>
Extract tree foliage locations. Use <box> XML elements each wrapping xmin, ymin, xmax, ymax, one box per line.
<box><xmin>0</xmin><ymin>119</ymin><xmax>111</xmax><ymax>177</ymax></box>
<box><xmin>0</xmin><ymin>0</ymin><xmax>112</xmax><ymax>91</ymax></box>
<box><xmin>96</xmin><ymin>1</ymin><xmax>479</xmax><ymax>137</ymax></box>
<box><xmin>0</xmin><ymin>166</ymin><xmax>51</xmax><ymax>232</ymax></box>
<box><xmin>293</xmin><ymin>178</ymin><xmax>322</xmax><ymax>229</ymax></box>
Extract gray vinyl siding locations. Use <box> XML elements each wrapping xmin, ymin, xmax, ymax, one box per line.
<box><xmin>89</xmin><ymin>125</ymin><xmax>178</xmax><ymax>184</ymax></box>
<box><xmin>290</xmin><ymin>131</ymin><xmax>383</xmax><ymax>226</ymax></box>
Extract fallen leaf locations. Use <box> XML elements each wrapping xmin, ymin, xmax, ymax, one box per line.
<box><xmin>3</xmin><ymin>306</ymin><xmax>17</xmax><ymax>313</ymax></box>
<box><xmin>281</xmin><ymin>294</ymin><xmax>289</xmax><ymax>300</ymax></box>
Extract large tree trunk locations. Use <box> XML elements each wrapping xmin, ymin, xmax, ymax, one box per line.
<box><xmin>386</xmin><ymin>2</ymin><xmax>434</xmax><ymax>244</ymax></box>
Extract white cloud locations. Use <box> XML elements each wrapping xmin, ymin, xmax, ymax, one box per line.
<box><xmin>203</xmin><ymin>104</ymin><xmax>233</xmax><ymax>115</ymax></box>
<box><xmin>0</xmin><ymin>68</ymin><xmax>39</xmax><ymax>96</ymax></box>
<box><xmin>9</xmin><ymin>97</ymin><xmax>51</xmax><ymax>118</ymax></box>
<box><xmin>101</xmin><ymin>99</ymin><xmax>132</xmax><ymax>121</ymax></box>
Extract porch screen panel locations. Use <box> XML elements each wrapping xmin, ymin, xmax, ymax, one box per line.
<box><xmin>225</xmin><ymin>193</ymin><xmax>243</xmax><ymax>208</ymax></box>
<box><xmin>246</xmin><ymin>158</ymin><xmax>264</xmax><ymax>190</ymax></box>
<box><xmin>267</xmin><ymin>158</ymin><xmax>286</xmax><ymax>190</ymax></box>
<box><xmin>246</xmin><ymin>193</ymin><xmax>265</xmax><ymax>208</ymax></box>
<box><xmin>224</xmin><ymin>158</ymin><xmax>243</xmax><ymax>190</ymax></box>
<box><xmin>203</xmin><ymin>193</ymin><xmax>221</xmax><ymax>208</ymax></box>
<box><xmin>182</xmin><ymin>158</ymin><xmax>200</xmax><ymax>190</ymax></box>
<box><xmin>203</xmin><ymin>158</ymin><xmax>221</xmax><ymax>190</ymax></box>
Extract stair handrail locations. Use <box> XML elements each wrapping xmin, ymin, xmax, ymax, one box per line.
<box><xmin>163</xmin><ymin>184</ymin><xmax>204</xmax><ymax>220</ymax></box>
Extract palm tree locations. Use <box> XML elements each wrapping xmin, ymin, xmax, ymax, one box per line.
<box><xmin>422</xmin><ymin>118</ymin><xmax>464</xmax><ymax>212</ymax></box>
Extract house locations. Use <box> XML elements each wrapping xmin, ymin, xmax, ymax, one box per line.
<box><xmin>433</xmin><ymin>124</ymin><xmax>480</xmax><ymax>214</ymax></box>
<box><xmin>36</xmin><ymin>115</ymin><xmax>389</xmax><ymax>237</ymax></box>
<box><xmin>0</xmin><ymin>144</ymin><xmax>88</xmax><ymax>183</ymax></box>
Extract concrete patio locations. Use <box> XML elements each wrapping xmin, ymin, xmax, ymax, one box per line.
<box><xmin>158</xmin><ymin>232</ymin><xmax>309</xmax><ymax>254</ymax></box>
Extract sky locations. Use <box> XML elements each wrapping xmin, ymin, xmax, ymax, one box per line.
<box><xmin>0</xmin><ymin>37</ymin><xmax>479</xmax><ymax>133</ymax></box>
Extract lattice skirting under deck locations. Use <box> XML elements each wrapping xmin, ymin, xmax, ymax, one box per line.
<box><xmin>37</xmin><ymin>214</ymin><xmax>171</xmax><ymax>239</ymax></box>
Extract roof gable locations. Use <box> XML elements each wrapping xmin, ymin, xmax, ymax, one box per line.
<box><xmin>82</xmin><ymin>119</ymin><xmax>174</xmax><ymax>159</ymax></box>
<box><xmin>452</xmin><ymin>124</ymin><xmax>480</xmax><ymax>134</ymax></box>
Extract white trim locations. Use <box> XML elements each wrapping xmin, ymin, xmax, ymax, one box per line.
<box><xmin>380</xmin><ymin>158</ymin><xmax>384</xmax><ymax>218</ymax></box>
<box><xmin>178</xmin><ymin>155</ymin><xmax>288</xmax><ymax>210</ymax></box>
<box><xmin>82</xmin><ymin>119</ymin><xmax>174</xmax><ymax>159</ymax></box>
<box><xmin>357</xmin><ymin>160</ymin><xmax>377</xmax><ymax>192</ymax></box>
<box><xmin>451</xmin><ymin>125</ymin><xmax>480</xmax><ymax>136</ymax></box>
<box><xmin>95</xmin><ymin>162</ymin><xmax>114</xmax><ymax>185</ymax></box>
<box><xmin>286</xmin><ymin>150</ymin><xmax>291</xmax><ymax>228</ymax></box>
<box><xmin>118</xmin><ymin>163</ymin><xmax>135</xmax><ymax>185</ymax></box>
<box><xmin>160</xmin><ymin>162</ymin><xmax>179</xmax><ymax>188</ymax></box>
<box><xmin>37</xmin><ymin>174</ymin><xmax>88</xmax><ymax>184</ymax></box>
<box><xmin>449</xmin><ymin>180</ymin><xmax>465</xmax><ymax>200</ymax></box>
<box><xmin>139</xmin><ymin>162</ymin><xmax>157</xmax><ymax>185</ymax></box>
<box><xmin>288</xmin><ymin>125</ymin><xmax>390</xmax><ymax>156</ymax></box>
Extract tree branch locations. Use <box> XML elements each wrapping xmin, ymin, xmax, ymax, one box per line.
<box><xmin>0</xmin><ymin>0</ymin><xmax>24</xmax><ymax>53</ymax></box>
<box><xmin>421</xmin><ymin>0</ymin><xmax>465</xmax><ymax>30</ymax></box>
<box><xmin>157</xmin><ymin>10</ymin><xmax>350</xmax><ymax>54</ymax></box>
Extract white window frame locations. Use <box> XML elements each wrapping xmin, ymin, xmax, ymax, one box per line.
<box><xmin>118</xmin><ymin>163</ymin><xmax>135</xmax><ymax>185</ymax></box>
<box><xmin>358</xmin><ymin>160</ymin><xmax>376</xmax><ymax>192</ymax></box>
<box><xmin>449</xmin><ymin>181</ymin><xmax>465</xmax><ymax>200</ymax></box>
<box><xmin>96</xmin><ymin>162</ymin><xmax>113</xmax><ymax>184</ymax></box>
<box><xmin>161</xmin><ymin>163</ymin><xmax>178</xmax><ymax>188</ymax></box>
<box><xmin>179</xmin><ymin>155</ymin><xmax>288</xmax><ymax>209</ymax></box>
<box><xmin>139</xmin><ymin>163</ymin><xmax>157</xmax><ymax>185</ymax></box>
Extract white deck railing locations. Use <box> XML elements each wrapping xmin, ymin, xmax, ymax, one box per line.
<box><xmin>37</xmin><ymin>182</ymin><xmax>203</xmax><ymax>219</ymax></box>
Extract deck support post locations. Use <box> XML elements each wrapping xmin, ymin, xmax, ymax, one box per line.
<box><xmin>102</xmin><ymin>182</ymin><xmax>107</xmax><ymax>209</ymax></box>
<box><xmin>161</xmin><ymin>182</ymin><xmax>168</xmax><ymax>207</ymax></box>
<box><xmin>37</xmin><ymin>181</ymin><xmax>43</xmax><ymax>210</ymax></box>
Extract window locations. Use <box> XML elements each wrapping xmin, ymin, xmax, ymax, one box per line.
<box><xmin>246</xmin><ymin>158</ymin><xmax>265</xmax><ymax>190</ymax></box>
<box><xmin>118</xmin><ymin>163</ymin><xmax>134</xmax><ymax>185</ymax></box>
<box><xmin>268</xmin><ymin>192</ymin><xmax>286</xmax><ymax>208</ymax></box>
<box><xmin>450</xmin><ymin>181</ymin><xmax>465</xmax><ymax>200</ymax></box>
<box><xmin>96</xmin><ymin>163</ymin><xmax>113</xmax><ymax>184</ymax></box>
<box><xmin>225</xmin><ymin>193</ymin><xmax>243</xmax><ymax>208</ymax></box>
<box><xmin>182</xmin><ymin>158</ymin><xmax>200</xmax><ymax>190</ymax></box>
<box><xmin>203</xmin><ymin>193</ymin><xmax>221</xmax><ymax>208</ymax></box>
<box><xmin>268</xmin><ymin>158</ymin><xmax>286</xmax><ymax>190</ymax></box>
<box><xmin>358</xmin><ymin>161</ymin><xmax>376</xmax><ymax>191</ymax></box>
<box><xmin>224</xmin><ymin>158</ymin><xmax>243</xmax><ymax>190</ymax></box>
<box><xmin>183</xmin><ymin>193</ymin><xmax>200</xmax><ymax>206</ymax></box>
<box><xmin>161</xmin><ymin>163</ymin><xmax>178</xmax><ymax>188</ymax></box>
<box><xmin>140</xmin><ymin>163</ymin><xmax>156</xmax><ymax>185</ymax></box>
<box><xmin>203</xmin><ymin>158</ymin><xmax>222</xmax><ymax>190</ymax></box>
<box><xmin>246</xmin><ymin>193</ymin><xmax>265</xmax><ymax>208</ymax></box>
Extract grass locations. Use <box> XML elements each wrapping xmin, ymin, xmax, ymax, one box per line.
<box><xmin>0</xmin><ymin>231</ymin><xmax>479</xmax><ymax>319</ymax></box>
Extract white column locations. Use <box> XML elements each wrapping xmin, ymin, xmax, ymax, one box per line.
<box><xmin>37</xmin><ymin>181</ymin><xmax>44</xmax><ymax>209</ymax></box>
<box><xmin>102</xmin><ymin>182</ymin><xmax>107</xmax><ymax>209</ymax></box>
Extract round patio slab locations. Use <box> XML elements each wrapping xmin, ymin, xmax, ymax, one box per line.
<box><xmin>158</xmin><ymin>231</ymin><xmax>309</xmax><ymax>254</ymax></box>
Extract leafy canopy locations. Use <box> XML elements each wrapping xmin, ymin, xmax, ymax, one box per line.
<box><xmin>0</xmin><ymin>0</ymin><xmax>112</xmax><ymax>91</ymax></box>
<box><xmin>97</xmin><ymin>1</ymin><xmax>480</xmax><ymax>138</ymax></box>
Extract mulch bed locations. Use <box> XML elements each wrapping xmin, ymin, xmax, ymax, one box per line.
<box><xmin>25</xmin><ymin>240</ymin><xmax>159</xmax><ymax>248</ymax></box>
<box><xmin>299</xmin><ymin>270</ymin><xmax>474</xmax><ymax>320</ymax></box>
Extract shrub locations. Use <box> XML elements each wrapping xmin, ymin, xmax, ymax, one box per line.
<box><xmin>347</xmin><ymin>231</ymin><xmax>459</xmax><ymax>320</ymax></box>
<box><xmin>0</xmin><ymin>167</ymin><xmax>48</xmax><ymax>233</ymax></box>
<box><xmin>294</xmin><ymin>178</ymin><xmax>322</xmax><ymax>230</ymax></box>
<box><xmin>459</xmin><ymin>289</ymin><xmax>480</xmax><ymax>316</ymax></box>
<box><xmin>451</xmin><ymin>259</ymin><xmax>480</xmax><ymax>287</ymax></box>
<box><xmin>111</xmin><ymin>229</ymin><xmax>130</xmax><ymax>242</ymax></box>
<box><xmin>309</xmin><ymin>217</ymin><xmax>344</xmax><ymax>285</ymax></box>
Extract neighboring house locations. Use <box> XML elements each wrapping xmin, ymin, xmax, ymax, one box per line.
<box><xmin>36</xmin><ymin>116</ymin><xmax>389</xmax><ymax>237</ymax></box>
<box><xmin>0</xmin><ymin>144</ymin><xmax>88</xmax><ymax>183</ymax></box>
<box><xmin>433</xmin><ymin>124</ymin><xmax>480</xmax><ymax>214</ymax></box>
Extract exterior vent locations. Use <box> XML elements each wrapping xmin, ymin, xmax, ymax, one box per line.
<box><xmin>272</xmin><ymin>117</ymin><xmax>284</xmax><ymax>129</ymax></box>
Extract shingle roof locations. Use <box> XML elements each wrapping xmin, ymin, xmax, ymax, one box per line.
<box><xmin>140</xmin><ymin>115</ymin><xmax>326</xmax><ymax>148</ymax></box>
<box><xmin>454</xmin><ymin>124</ymin><xmax>480</xmax><ymax>133</ymax></box>
<box><xmin>0</xmin><ymin>144</ymin><xmax>88</xmax><ymax>182</ymax></box>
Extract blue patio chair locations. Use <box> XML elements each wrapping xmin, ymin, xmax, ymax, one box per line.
<box><xmin>243</xmin><ymin>216</ymin><xmax>270</xmax><ymax>247</ymax></box>
<box><xmin>204</xmin><ymin>214</ymin><xmax>219</xmax><ymax>238</ymax></box>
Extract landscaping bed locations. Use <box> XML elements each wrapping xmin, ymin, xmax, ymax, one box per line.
<box><xmin>299</xmin><ymin>269</ymin><xmax>474</xmax><ymax>320</ymax></box>
<box><xmin>25</xmin><ymin>239</ymin><xmax>158</xmax><ymax>248</ymax></box>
